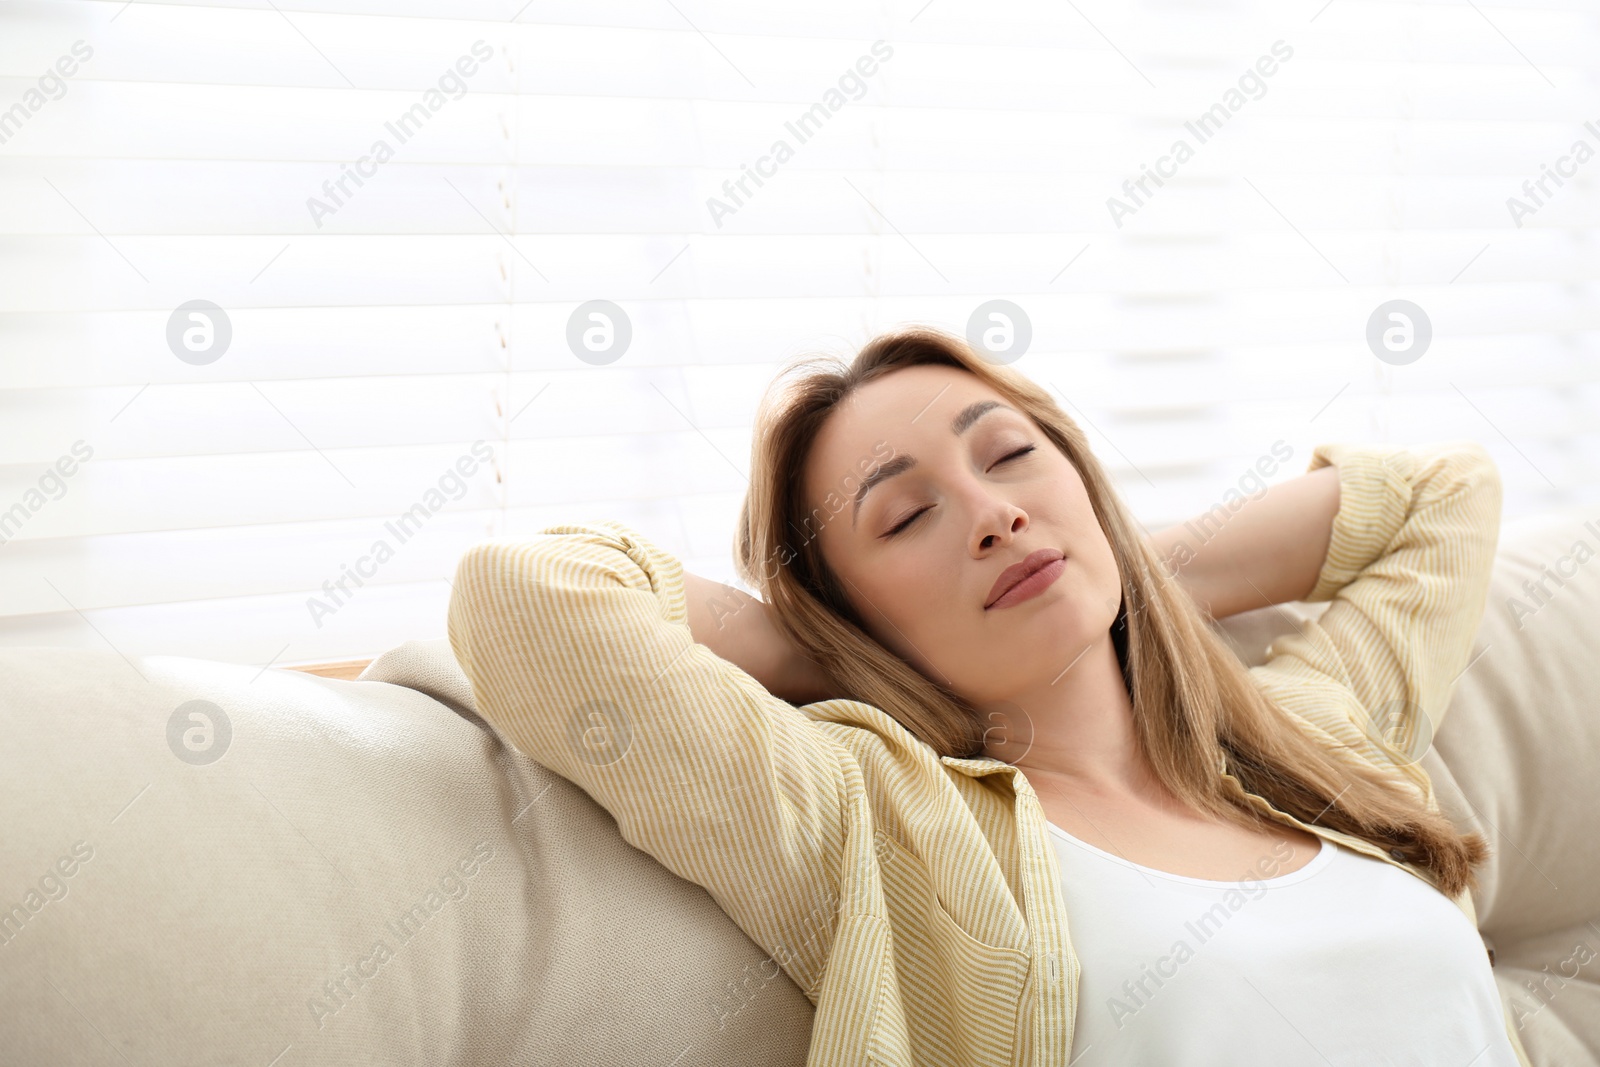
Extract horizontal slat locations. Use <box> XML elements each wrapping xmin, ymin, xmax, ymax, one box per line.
<box><xmin>0</xmin><ymin>494</ymin><xmax>754</xmax><ymax>614</ymax></box>
<box><xmin>0</xmin><ymin>81</ymin><xmax>510</xmax><ymax>160</ymax></box>
<box><xmin>0</xmin><ymin>493</ymin><xmax>718</xmax><ymax>659</ymax></box>
<box><xmin>7</xmin><ymin>261</ymin><xmax>1600</xmax><ymax>357</ymax></box>
<box><xmin>12</xmin><ymin>0</ymin><xmax>1600</xmax><ymax>33</ymax></box>
<box><xmin>0</xmin><ymin>305</ymin><xmax>503</xmax><ymax>386</ymax></box>
<box><xmin>3</xmin><ymin>80</ymin><xmax>1590</xmax><ymax>169</ymax></box>
<box><xmin>6</xmin><ymin>161</ymin><xmax>1600</xmax><ymax>237</ymax></box>
<box><xmin>0</xmin><ymin>368</ymin><xmax>771</xmax><ymax>462</ymax></box>
<box><xmin>0</xmin><ymin>563</ymin><xmax>793</xmax><ymax>665</ymax></box>
<box><xmin>0</xmin><ymin>510</ymin><xmax>495</xmax><ymax>617</ymax></box>
<box><xmin>0</xmin><ymin>576</ymin><xmax>465</xmax><ymax>665</ymax></box>
<box><xmin>8</xmin><ymin>234</ymin><xmax>1600</xmax><ymax>320</ymax></box>
<box><xmin>4</xmin><ymin>0</ymin><xmax>1596</xmax><ymax>98</ymax></box>
<box><xmin>0</xmin><ymin>434</ymin><xmax>774</xmax><ymax>542</ymax></box>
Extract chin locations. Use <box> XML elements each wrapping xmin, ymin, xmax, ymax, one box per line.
<box><xmin>1027</xmin><ymin>611</ymin><xmax>1101</xmax><ymax>668</ymax></box>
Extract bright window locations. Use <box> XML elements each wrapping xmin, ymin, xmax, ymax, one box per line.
<box><xmin>1</xmin><ymin>0</ymin><xmax>1594</xmax><ymax>665</ymax></box>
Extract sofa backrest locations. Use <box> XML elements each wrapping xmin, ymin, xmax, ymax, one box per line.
<box><xmin>0</xmin><ymin>643</ymin><xmax>814</xmax><ymax>1065</ymax></box>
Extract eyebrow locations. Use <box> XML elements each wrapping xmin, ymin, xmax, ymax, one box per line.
<box><xmin>850</xmin><ymin>400</ymin><xmax>1013</xmax><ymax>528</ymax></box>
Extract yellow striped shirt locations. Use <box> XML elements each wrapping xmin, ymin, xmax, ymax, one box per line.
<box><xmin>446</xmin><ymin>440</ymin><xmax>1532</xmax><ymax>1067</ymax></box>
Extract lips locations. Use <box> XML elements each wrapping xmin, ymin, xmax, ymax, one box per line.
<box><xmin>985</xmin><ymin>548</ymin><xmax>1066</xmax><ymax>609</ymax></box>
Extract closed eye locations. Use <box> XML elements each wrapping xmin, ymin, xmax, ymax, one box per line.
<box><xmin>1000</xmin><ymin>444</ymin><xmax>1036</xmax><ymax>464</ymax></box>
<box><xmin>880</xmin><ymin>444</ymin><xmax>1037</xmax><ymax>538</ymax></box>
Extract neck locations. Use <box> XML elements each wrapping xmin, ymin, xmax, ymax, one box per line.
<box><xmin>978</xmin><ymin>628</ymin><xmax>1156</xmax><ymax>799</ymax></box>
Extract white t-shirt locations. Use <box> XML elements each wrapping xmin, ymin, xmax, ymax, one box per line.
<box><xmin>1046</xmin><ymin>819</ymin><xmax>1520</xmax><ymax>1066</ymax></box>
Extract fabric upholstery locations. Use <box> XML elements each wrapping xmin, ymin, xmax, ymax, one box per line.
<box><xmin>0</xmin><ymin>646</ymin><xmax>813</xmax><ymax>1064</ymax></box>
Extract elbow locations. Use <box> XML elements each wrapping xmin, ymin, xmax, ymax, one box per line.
<box><xmin>1415</xmin><ymin>441</ymin><xmax>1504</xmax><ymax>582</ymax></box>
<box><xmin>1448</xmin><ymin>440</ymin><xmax>1504</xmax><ymax>531</ymax></box>
<box><xmin>445</xmin><ymin>542</ymin><xmax>494</xmax><ymax>677</ymax></box>
<box><xmin>1418</xmin><ymin>440</ymin><xmax>1502</xmax><ymax>518</ymax></box>
<box><xmin>446</xmin><ymin>539</ymin><xmax>534</xmax><ymax>673</ymax></box>
<box><xmin>1454</xmin><ymin>439</ymin><xmax>1500</xmax><ymax>490</ymax></box>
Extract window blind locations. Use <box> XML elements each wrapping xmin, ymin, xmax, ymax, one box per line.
<box><xmin>1</xmin><ymin>0</ymin><xmax>1594</xmax><ymax>667</ymax></box>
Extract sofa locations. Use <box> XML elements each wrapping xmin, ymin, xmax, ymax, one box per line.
<box><xmin>3</xmin><ymin>511</ymin><xmax>1598</xmax><ymax>1065</ymax></box>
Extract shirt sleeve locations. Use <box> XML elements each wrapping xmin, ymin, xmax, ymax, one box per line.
<box><xmin>445</xmin><ymin>519</ymin><xmax>851</xmax><ymax>1001</ymax></box>
<box><xmin>1247</xmin><ymin>441</ymin><xmax>1503</xmax><ymax>793</ymax></box>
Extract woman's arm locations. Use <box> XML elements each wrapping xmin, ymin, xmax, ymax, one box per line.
<box><xmin>1229</xmin><ymin>443</ymin><xmax>1502</xmax><ymax>781</ymax></box>
<box><xmin>447</xmin><ymin>521</ymin><xmax>852</xmax><ymax>1000</ymax></box>
<box><xmin>1147</xmin><ymin>464</ymin><xmax>1342</xmax><ymax>620</ymax></box>
<box><xmin>684</xmin><ymin>572</ymin><xmax>836</xmax><ymax>705</ymax></box>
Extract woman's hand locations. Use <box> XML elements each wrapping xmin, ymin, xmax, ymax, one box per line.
<box><xmin>1147</xmin><ymin>463</ymin><xmax>1342</xmax><ymax>620</ymax></box>
<box><xmin>684</xmin><ymin>572</ymin><xmax>836</xmax><ymax>705</ymax></box>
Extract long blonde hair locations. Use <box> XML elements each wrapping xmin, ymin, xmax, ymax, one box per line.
<box><xmin>734</xmin><ymin>324</ymin><xmax>1487</xmax><ymax>898</ymax></box>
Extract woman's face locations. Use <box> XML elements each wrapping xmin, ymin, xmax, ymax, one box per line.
<box><xmin>804</xmin><ymin>363</ymin><xmax>1123</xmax><ymax>708</ymax></box>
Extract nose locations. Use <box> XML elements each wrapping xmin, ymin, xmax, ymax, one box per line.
<box><xmin>972</xmin><ymin>498</ymin><xmax>1027</xmax><ymax>555</ymax></box>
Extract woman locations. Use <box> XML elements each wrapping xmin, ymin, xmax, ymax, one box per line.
<box><xmin>446</xmin><ymin>326</ymin><xmax>1528</xmax><ymax>1066</ymax></box>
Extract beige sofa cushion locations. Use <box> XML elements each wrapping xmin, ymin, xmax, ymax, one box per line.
<box><xmin>0</xmin><ymin>644</ymin><xmax>813</xmax><ymax>1065</ymax></box>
